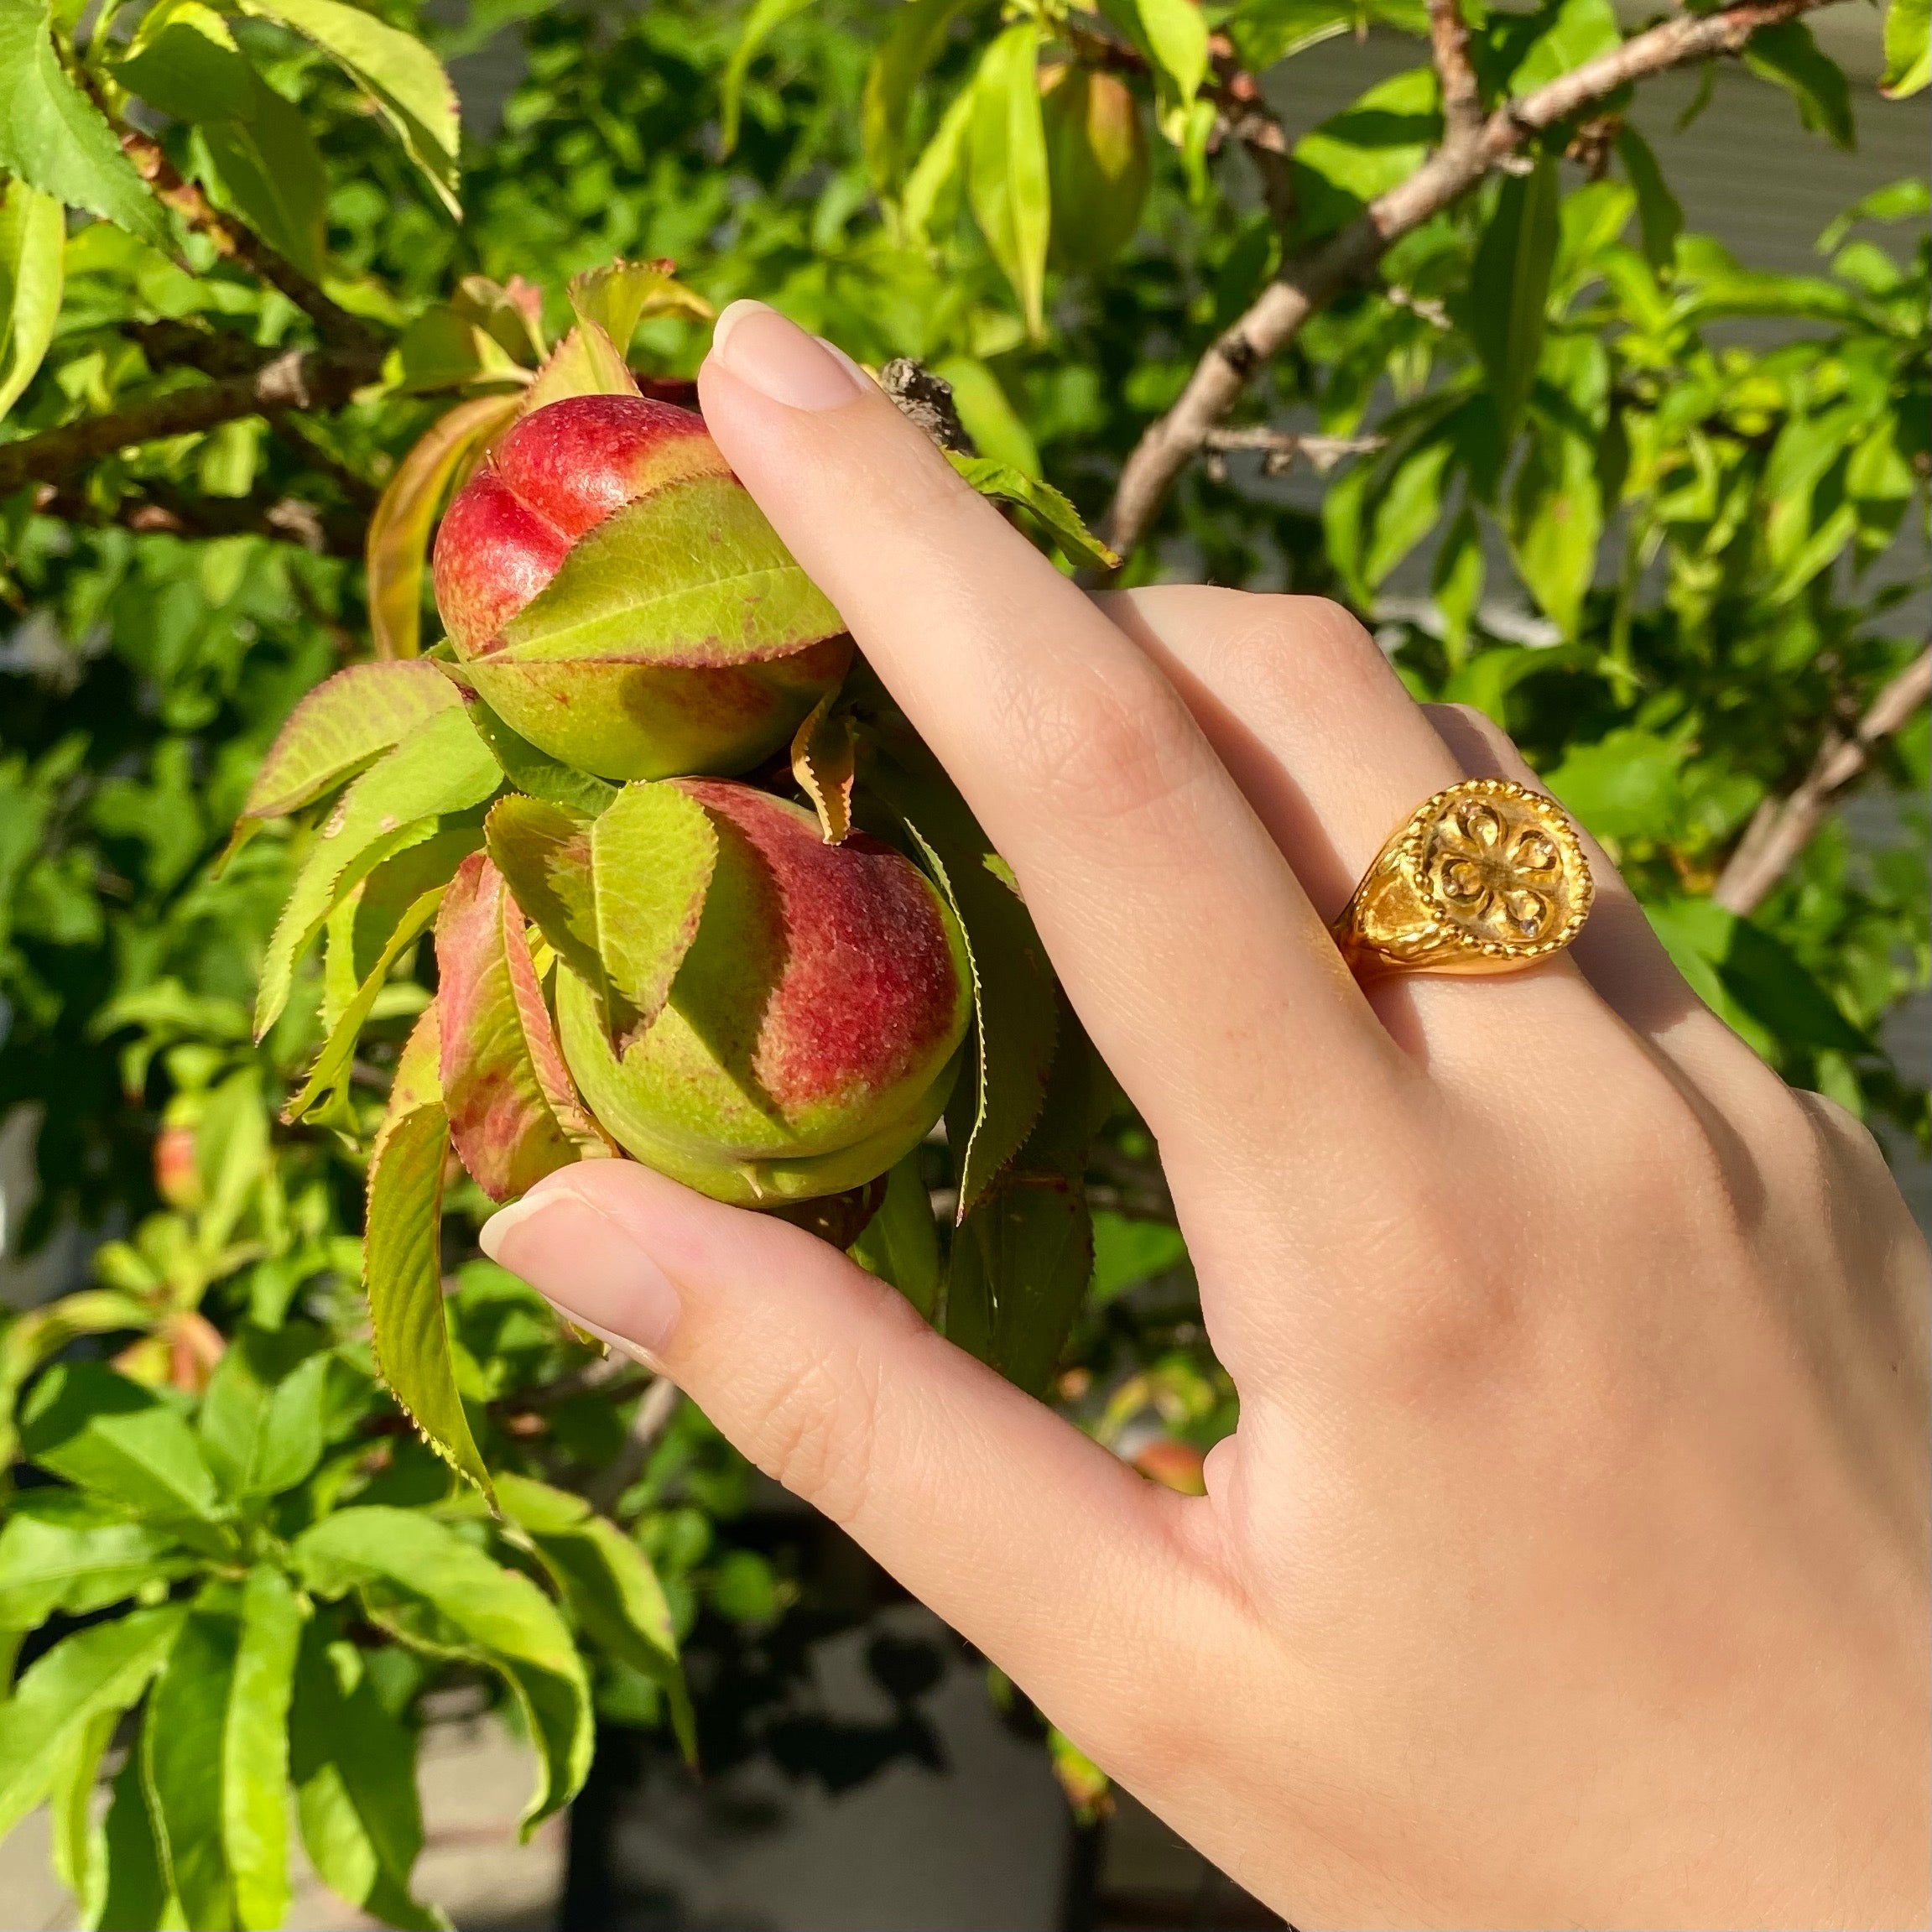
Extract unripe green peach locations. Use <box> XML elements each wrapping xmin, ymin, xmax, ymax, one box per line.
<box><xmin>1041</xmin><ymin>64</ymin><xmax>1150</xmax><ymax>273</ymax></box>
<box><xmin>431</xmin><ymin>394</ymin><xmax>851</xmax><ymax>781</ymax></box>
<box><xmin>556</xmin><ymin>781</ymin><xmax>971</xmax><ymax>1207</ymax></box>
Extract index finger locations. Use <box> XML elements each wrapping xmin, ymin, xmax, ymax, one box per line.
<box><xmin>695</xmin><ymin>303</ymin><xmax>1411</xmax><ymax>1179</ymax></box>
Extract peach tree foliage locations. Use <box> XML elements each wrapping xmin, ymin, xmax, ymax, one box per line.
<box><xmin>0</xmin><ymin>0</ymin><xmax>1925</xmax><ymax>1921</ymax></box>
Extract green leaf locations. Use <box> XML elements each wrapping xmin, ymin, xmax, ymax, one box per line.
<box><xmin>1431</xmin><ymin>501</ymin><xmax>1484</xmax><ymax>664</ymax></box>
<box><xmin>1464</xmin><ymin>158</ymin><xmax>1560</xmax><ymax>445</ymax></box>
<box><xmin>863</xmin><ymin>0</ymin><xmax>975</xmax><ymax>193</ymax></box>
<box><xmin>364</xmin><ymin>1010</ymin><xmax>497</xmax><ymax>1503</ymax></box>
<box><xmin>932</xmin><ymin>354</ymin><xmax>1039</xmax><ymax>476</ymax></box>
<box><xmin>945</xmin><ymin>452</ymin><xmax>1120</xmax><ymax>570</ymax></box>
<box><xmin>1508</xmin><ymin>0</ymin><xmax>1622</xmax><ymax>95</ymax></box>
<box><xmin>291</xmin><ymin>1621</ymin><xmax>449</xmax><ymax>1932</ymax></box>
<box><xmin>119</xmin><ymin>0</ymin><xmax>330</xmax><ymax>274</ymax></box>
<box><xmin>0</xmin><ymin>178</ymin><xmax>62</xmax><ymax>421</ymax></box>
<box><xmin>903</xmin><ymin>82</ymin><xmax>975</xmax><ymax>244</ymax></box>
<box><xmin>1508</xmin><ymin>410</ymin><xmax>1601</xmax><ymax>636</ymax></box>
<box><xmin>1545</xmin><ymin>726</ymin><xmax>1684</xmax><ymax>842</ymax></box>
<box><xmin>947</xmin><ymin>1006</ymin><xmax>1107</xmax><ymax>1394</ymax></box>
<box><xmin>1743</xmin><ymin>21</ymin><xmax>1853</xmax><ymax>149</ymax></box>
<box><xmin>1612</xmin><ymin>125</ymin><xmax>1680</xmax><ymax>276</ymax></box>
<box><xmin>1648</xmin><ymin>898</ymin><xmax>1867</xmax><ymax>1055</ymax></box>
<box><xmin>0</xmin><ymin>1604</ymin><xmax>185</xmax><ymax>1841</ymax></box>
<box><xmin>435</xmin><ymin>851</ymin><xmax>607</xmax><ymax>1199</ymax></box>
<box><xmin>486</xmin><ymin>794</ymin><xmax>605</xmax><ymax>987</ymax></box>
<box><xmin>94</xmin><ymin>1748</ymin><xmax>177</xmax><ymax>1932</ymax></box>
<box><xmin>0</xmin><ymin>1492</ymin><xmax>190</xmax><ymax>1627</ymax></box>
<box><xmin>847</xmin><ymin>1149</ymin><xmax>942</xmax><ymax>1318</ymax></box>
<box><xmin>1290</xmin><ymin>66</ymin><xmax>1437</xmax><ymax>243</ymax></box>
<box><xmin>117</xmin><ymin>0</ymin><xmax>256</xmax><ymax>118</ymax></box>
<box><xmin>1102</xmin><ymin>0</ymin><xmax>1210</xmax><ymax>106</ymax></box>
<box><xmin>591</xmin><ymin>779</ymin><xmax>719</xmax><ymax>1039</ymax></box>
<box><xmin>0</xmin><ymin>0</ymin><xmax>173</xmax><ymax>248</ymax></box>
<box><xmin>48</xmin><ymin>1701</ymin><xmax>117</xmax><ymax>1907</ymax></box>
<box><xmin>494</xmin><ymin>1474</ymin><xmax>694</xmax><ymax>1762</ymax></box>
<box><xmin>226</xmin><ymin>1568</ymin><xmax>305</xmax><ymax>1929</ymax></box>
<box><xmin>0</xmin><ymin>1290</ymin><xmax>155</xmax><ymax>1469</ymax></box>
<box><xmin>862</xmin><ymin>739</ymin><xmax>1056</xmax><ymax>1219</ymax></box>
<box><xmin>1364</xmin><ymin>432</ymin><xmax>1454</xmax><ymax>588</ymax></box>
<box><xmin>1229</xmin><ymin>0</ymin><xmax>1355</xmax><ymax>71</ymax></box>
<box><xmin>294</xmin><ymin>1506</ymin><xmax>593</xmax><ymax>1831</ymax></box>
<box><xmin>232</xmin><ymin>659</ymin><xmax>465</xmax><ymax>836</ymax></box>
<box><xmin>237</xmin><ymin>0</ymin><xmax>461</xmax><ymax>216</ymax></box>
<box><xmin>253</xmin><ymin>703</ymin><xmax>500</xmax><ymax>1039</ymax></box>
<box><xmin>21</xmin><ymin>1362</ymin><xmax>225</xmax><ymax>1527</ymax></box>
<box><xmin>466</xmin><ymin>697</ymin><xmax>619</xmax><ymax>818</ymax></box>
<box><xmin>720</xmin><ymin>0</ymin><xmax>821</xmax><ymax>154</ymax></box>
<box><xmin>497</xmin><ymin>473</ymin><xmax>844</xmax><ymax>667</ymax></box>
<box><xmin>1881</xmin><ymin>0</ymin><xmax>1929</xmax><ymax>96</ymax></box>
<box><xmin>967</xmin><ymin>22</ymin><xmax>1050</xmax><ymax>338</ymax></box>
<box><xmin>1816</xmin><ymin>178</ymin><xmax>1929</xmax><ymax>253</ymax></box>
<box><xmin>144</xmin><ymin>1575</ymin><xmax>303</xmax><ymax>1931</ymax></box>
<box><xmin>198</xmin><ymin>1325</ymin><xmax>331</xmax><ymax>1500</ymax></box>
<box><xmin>1090</xmin><ymin>1211</ymin><xmax>1187</xmax><ymax>1307</ymax></box>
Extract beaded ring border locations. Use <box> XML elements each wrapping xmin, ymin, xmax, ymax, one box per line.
<box><xmin>1331</xmin><ymin>777</ymin><xmax>1596</xmax><ymax>982</ymax></box>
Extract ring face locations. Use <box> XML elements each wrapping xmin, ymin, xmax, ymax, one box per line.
<box><xmin>1333</xmin><ymin>778</ymin><xmax>1593</xmax><ymax>979</ymax></box>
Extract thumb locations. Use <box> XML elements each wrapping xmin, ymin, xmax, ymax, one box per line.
<box><xmin>479</xmin><ymin>1160</ymin><xmax>1184</xmax><ymax>1712</ymax></box>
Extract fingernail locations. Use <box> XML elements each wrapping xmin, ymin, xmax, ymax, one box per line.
<box><xmin>479</xmin><ymin>1186</ymin><xmax>680</xmax><ymax>1360</ymax></box>
<box><xmin>709</xmin><ymin>299</ymin><xmax>869</xmax><ymax>410</ymax></box>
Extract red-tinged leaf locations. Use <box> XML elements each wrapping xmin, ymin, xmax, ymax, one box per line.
<box><xmin>566</xmin><ymin>258</ymin><xmax>712</xmax><ymax>361</ymax></box>
<box><xmin>790</xmin><ymin>693</ymin><xmax>855</xmax><ymax>844</ymax></box>
<box><xmin>253</xmin><ymin>706</ymin><xmax>501</xmax><ymax>1041</ymax></box>
<box><xmin>485</xmin><ymin>795</ymin><xmax>603</xmax><ymax>993</ymax></box>
<box><xmin>227</xmin><ymin>661</ymin><xmax>463</xmax><ymax>861</ymax></box>
<box><xmin>589</xmin><ymin>782</ymin><xmax>718</xmax><ymax>1046</ymax></box>
<box><xmin>365</xmin><ymin>1005</ymin><xmax>496</xmax><ymax>1504</ymax></box>
<box><xmin>518</xmin><ymin>321</ymin><xmax>640</xmax><ymax>419</ymax></box>
<box><xmin>368</xmin><ymin>395</ymin><xmax>522</xmax><ymax>661</ymax></box>
<box><xmin>435</xmin><ymin>853</ymin><xmax>607</xmax><ymax>1202</ymax></box>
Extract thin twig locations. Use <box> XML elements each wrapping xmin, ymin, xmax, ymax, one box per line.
<box><xmin>34</xmin><ymin>479</ymin><xmax>366</xmax><ymax>555</ymax></box>
<box><xmin>1200</xmin><ymin>425</ymin><xmax>1385</xmax><ymax>477</ymax></box>
<box><xmin>117</xmin><ymin>126</ymin><xmax>383</xmax><ymax>357</ymax></box>
<box><xmin>0</xmin><ymin>345</ymin><xmax>383</xmax><ymax>496</ymax></box>
<box><xmin>1428</xmin><ymin>0</ymin><xmax>1485</xmax><ymax>148</ymax></box>
<box><xmin>1101</xmin><ymin>0</ymin><xmax>1848</xmax><ymax>560</ymax></box>
<box><xmin>586</xmin><ymin>1376</ymin><xmax>681</xmax><ymax>1513</ymax></box>
<box><xmin>1713</xmin><ymin>647</ymin><xmax>1931</xmax><ymax>916</ymax></box>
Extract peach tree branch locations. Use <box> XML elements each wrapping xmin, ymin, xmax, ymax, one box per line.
<box><xmin>0</xmin><ymin>343</ymin><xmax>385</xmax><ymax>497</ymax></box>
<box><xmin>1713</xmin><ymin>647</ymin><xmax>1932</xmax><ymax>917</ymax></box>
<box><xmin>1101</xmin><ymin>0</ymin><xmax>1851</xmax><ymax>561</ymax></box>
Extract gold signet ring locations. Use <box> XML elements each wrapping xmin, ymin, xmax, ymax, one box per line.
<box><xmin>1331</xmin><ymin>778</ymin><xmax>1594</xmax><ymax>981</ymax></box>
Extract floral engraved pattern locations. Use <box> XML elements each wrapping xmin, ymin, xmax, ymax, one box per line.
<box><xmin>1421</xmin><ymin>791</ymin><xmax>1579</xmax><ymax>949</ymax></box>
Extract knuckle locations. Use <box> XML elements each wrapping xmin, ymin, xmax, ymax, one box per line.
<box><xmin>747</xmin><ymin>1336</ymin><xmax>886</xmax><ymax>1528</ymax></box>
<box><xmin>992</xmin><ymin>654</ymin><xmax>1202</xmax><ymax>828</ymax></box>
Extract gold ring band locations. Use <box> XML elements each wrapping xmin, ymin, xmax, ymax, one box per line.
<box><xmin>1331</xmin><ymin>778</ymin><xmax>1594</xmax><ymax>981</ymax></box>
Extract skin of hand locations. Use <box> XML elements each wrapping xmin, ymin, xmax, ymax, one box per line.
<box><xmin>478</xmin><ymin>300</ymin><xmax>1932</xmax><ymax>1930</ymax></box>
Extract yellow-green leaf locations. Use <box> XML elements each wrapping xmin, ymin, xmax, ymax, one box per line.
<box><xmin>368</xmin><ymin>394</ymin><xmax>521</xmax><ymax>660</ymax></box>
<box><xmin>364</xmin><ymin>1004</ymin><xmax>495</xmax><ymax>1501</ymax></box>
<box><xmin>0</xmin><ymin>178</ymin><xmax>62</xmax><ymax>422</ymax></box>
<box><xmin>967</xmin><ymin>23</ymin><xmax>1050</xmax><ymax>338</ymax></box>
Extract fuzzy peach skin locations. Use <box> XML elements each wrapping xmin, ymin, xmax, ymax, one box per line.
<box><xmin>432</xmin><ymin>393</ymin><xmax>851</xmax><ymax>780</ymax></box>
<box><xmin>481</xmin><ymin>304</ymin><xmax>1929</xmax><ymax>1931</ymax></box>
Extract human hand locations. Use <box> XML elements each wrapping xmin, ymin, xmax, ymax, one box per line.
<box><xmin>478</xmin><ymin>302</ymin><xmax>1931</xmax><ymax>1929</ymax></box>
